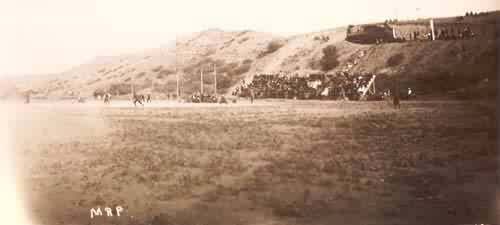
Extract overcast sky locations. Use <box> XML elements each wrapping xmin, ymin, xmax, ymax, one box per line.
<box><xmin>0</xmin><ymin>0</ymin><xmax>498</xmax><ymax>76</ymax></box>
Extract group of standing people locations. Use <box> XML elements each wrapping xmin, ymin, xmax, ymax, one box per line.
<box><xmin>99</xmin><ymin>92</ymin><xmax>152</xmax><ymax>107</ymax></box>
<box><xmin>189</xmin><ymin>92</ymin><xmax>218</xmax><ymax>103</ymax></box>
<box><xmin>314</xmin><ymin>35</ymin><xmax>330</xmax><ymax>43</ymax></box>
<box><xmin>385</xmin><ymin>84</ymin><xmax>415</xmax><ymax>109</ymax></box>
<box><xmin>435</xmin><ymin>26</ymin><xmax>474</xmax><ymax>40</ymax></box>
<box><xmin>464</xmin><ymin>11</ymin><xmax>490</xmax><ymax>17</ymax></box>
<box><xmin>396</xmin><ymin>25</ymin><xmax>474</xmax><ymax>42</ymax></box>
<box><xmin>131</xmin><ymin>93</ymin><xmax>152</xmax><ymax>107</ymax></box>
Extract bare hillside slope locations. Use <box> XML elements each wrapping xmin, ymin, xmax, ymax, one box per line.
<box><xmin>2</xmin><ymin>12</ymin><xmax>497</xmax><ymax>100</ymax></box>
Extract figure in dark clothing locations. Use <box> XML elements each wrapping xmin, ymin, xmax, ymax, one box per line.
<box><xmin>441</xmin><ymin>29</ymin><xmax>447</xmax><ymax>40</ymax></box>
<box><xmin>450</xmin><ymin>28</ymin><xmax>456</xmax><ymax>40</ymax></box>
<box><xmin>132</xmin><ymin>93</ymin><xmax>144</xmax><ymax>107</ymax></box>
<box><xmin>249</xmin><ymin>88</ymin><xmax>255</xmax><ymax>104</ymax></box>
<box><xmin>219</xmin><ymin>95</ymin><xmax>228</xmax><ymax>104</ymax></box>
<box><xmin>103</xmin><ymin>93</ymin><xmax>111</xmax><ymax>104</ymax></box>
<box><xmin>464</xmin><ymin>26</ymin><xmax>472</xmax><ymax>39</ymax></box>
<box><xmin>407</xmin><ymin>88</ymin><xmax>413</xmax><ymax>99</ymax></box>
<box><xmin>146</xmin><ymin>94</ymin><xmax>151</xmax><ymax>103</ymax></box>
<box><xmin>393</xmin><ymin>79</ymin><xmax>400</xmax><ymax>109</ymax></box>
<box><xmin>24</xmin><ymin>91</ymin><xmax>30</xmax><ymax>104</ymax></box>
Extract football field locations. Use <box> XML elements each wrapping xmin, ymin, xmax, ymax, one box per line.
<box><xmin>4</xmin><ymin>99</ymin><xmax>497</xmax><ymax>225</ymax></box>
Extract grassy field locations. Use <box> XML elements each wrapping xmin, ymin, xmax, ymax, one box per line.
<box><xmin>7</xmin><ymin>99</ymin><xmax>498</xmax><ymax>225</ymax></box>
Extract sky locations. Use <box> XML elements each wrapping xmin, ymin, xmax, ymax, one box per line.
<box><xmin>0</xmin><ymin>0</ymin><xmax>498</xmax><ymax>76</ymax></box>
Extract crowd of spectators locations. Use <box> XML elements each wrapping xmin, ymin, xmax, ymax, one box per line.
<box><xmin>233</xmin><ymin>72</ymin><xmax>376</xmax><ymax>100</ymax></box>
<box><xmin>391</xmin><ymin>25</ymin><xmax>475</xmax><ymax>43</ymax></box>
<box><xmin>313</xmin><ymin>35</ymin><xmax>330</xmax><ymax>43</ymax></box>
<box><xmin>465</xmin><ymin>11</ymin><xmax>491</xmax><ymax>17</ymax></box>
<box><xmin>435</xmin><ymin>26</ymin><xmax>474</xmax><ymax>40</ymax></box>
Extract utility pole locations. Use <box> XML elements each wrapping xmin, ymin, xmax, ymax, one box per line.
<box><xmin>151</xmin><ymin>78</ymin><xmax>154</xmax><ymax>97</ymax></box>
<box><xmin>200</xmin><ymin>68</ymin><xmax>204</xmax><ymax>94</ymax></box>
<box><xmin>213</xmin><ymin>63</ymin><xmax>217</xmax><ymax>95</ymax></box>
<box><xmin>175</xmin><ymin>41</ymin><xmax>180</xmax><ymax>102</ymax></box>
<box><xmin>176</xmin><ymin>67</ymin><xmax>179</xmax><ymax>101</ymax></box>
<box><xmin>130</xmin><ymin>78</ymin><xmax>135</xmax><ymax>96</ymax></box>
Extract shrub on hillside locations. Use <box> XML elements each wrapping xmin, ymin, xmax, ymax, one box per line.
<box><xmin>242</xmin><ymin>59</ymin><xmax>253</xmax><ymax>65</ymax></box>
<box><xmin>93</xmin><ymin>89</ymin><xmax>105</xmax><ymax>98</ymax></box>
<box><xmin>86</xmin><ymin>78</ymin><xmax>101</xmax><ymax>85</ymax></box>
<box><xmin>217</xmin><ymin>61</ymin><xmax>251</xmax><ymax>76</ymax></box>
<box><xmin>141</xmin><ymin>78</ymin><xmax>152</xmax><ymax>89</ymax></box>
<box><xmin>109</xmin><ymin>83</ymin><xmax>132</xmax><ymax>95</ymax></box>
<box><xmin>319</xmin><ymin>45</ymin><xmax>340</xmax><ymax>71</ymax></box>
<box><xmin>203</xmin><ymin>49</ymin><xmax>216</xmax><ymax>56</ymax></box>
<box><xmin>217</xmin><ymin>74</ymin><xmax>233</xmax><ymax>89</ymax></box>
<box><xmin>386</xmin><ymin>53</ymin><xmax>405</xmax><ymax>67</ymax></box>
<box><xmin>152</xmin><ymin>65</ymin><xmax>163</xmax><ymax>72</ymax></box>
<box><xmin>157</xmin><ymin>68</ymin><xmax>174</xmax><ymax>79</ymax></box>
<box><xmin>136</xmin><ymin>72</ymin><xmax>146</xmax><ymax>78</ymax></box>
<box><xmin>238</xmin><ymin>37</ymin><xmax>249</xmax><ymax>44</ymax></box>
<box><xmin>215</xmin><ymin>62</ymin><xmax>237</xmax><ymax>76</ymax></box>
<box><xmin>308</xmin><ymin>58</ymin><xmax>321</xmax><ymax>70</ymax></box>
<box><xmin>159</xmin><ymin>68</ymin><xmax>175</xmax><ymax>77</ymax></box>
<box><xmin>258</xmin><ymin>40</ymin><xmax>284</xmax><ymax>58</ymax></box>
<box><xmin>233</xmin><ymin>63</ymin><xmax>251</xmax><ymax>75</ymax></box>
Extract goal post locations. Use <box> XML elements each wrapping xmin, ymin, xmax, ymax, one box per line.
<box><xmin>430</xmin><ymin>19</ymin><xmax>436</xmax><ymax>41</ymax></box>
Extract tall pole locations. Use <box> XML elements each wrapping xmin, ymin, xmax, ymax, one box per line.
<box><xmin>214</xmin><ymin>63</ymin><xmax>217</xmax><ymax>95</ymax></box>
<box><xmin>430</xmin><ymin>19</ymin><xmax>436</xmax><ymax>41</ymax></box>
<box><xmin>175</xmin><ymin>43</ymin><xmax>180</xmax><ymax>102</ymax></box>
<box><xmin>176</xmin><ymin>69</ymin><xmax>179</xmax><ymax>101</ymax></box>
<box><xmin>175</xmin><ymin>41</ymin><xmax>179</xmax><ymax>102</ymax></box>
<box><xmin>131</xmin><ymin>78</ymin><xmax>135</xmax><ymax>96</ymax></box>
<box><xmin>200</xmin><ymin>68</ymin><xmax>204</xmax><ymax>94</ymax></box>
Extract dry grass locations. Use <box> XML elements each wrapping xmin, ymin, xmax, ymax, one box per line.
<box><xmin>8</xmin><ymin>100</ymin><xmax>497</xmax><ymax>225</ymax></box>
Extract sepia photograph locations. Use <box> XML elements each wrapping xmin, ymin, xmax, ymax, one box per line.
<box><xmin>0</xmin><ymin>0</ymin><xmax>498</xmax><ymax>224</ymax></box>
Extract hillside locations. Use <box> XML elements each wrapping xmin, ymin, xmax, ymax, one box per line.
<box><xmin>348</xmin><ymin>38</ymin><xmax>497</xmax><ymax>98</ymax></box>
<box><xmin>175</xmin><ymin>27</ymin><xmax>352</xmax><ymax>94</ymax></box>
<box><xmin>2</xmin><ymin>45</ymin><xmax>177</xmax><ymax>98</ymax></box>
<box><xmin>2</xmin><ymin>12</ymin><xmax>498</xmax><ymax>100</ymax></box>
